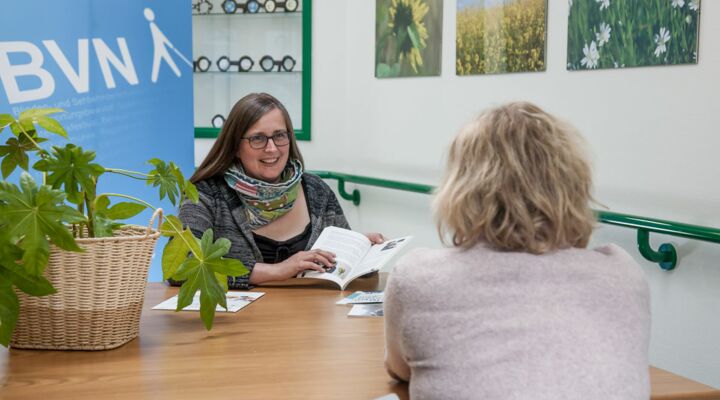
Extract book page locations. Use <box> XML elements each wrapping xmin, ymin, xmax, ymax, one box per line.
<box><xmin>298</xmin><ymin>227</ymin><xmax>372</xmax><ymax>285</ymax></box>
<box><xmin>312</xmin><ymin>226</ymin><xmax>371</xmax><ymax>267</ymax></box>
<box><xmin>350</xmin><ymin>236</ymin><xmax>412</xmax><ymax>280</ymax></box>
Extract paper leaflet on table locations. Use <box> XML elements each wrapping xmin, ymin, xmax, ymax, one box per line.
<box><xmin>152</xmin><ymin>291</ymin><xmax>265</xmax><ymax>312</ymax></box>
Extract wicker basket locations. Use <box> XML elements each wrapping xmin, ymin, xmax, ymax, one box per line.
<box><xmin>10</xmin><ymin>209</ymin><xmax>163</xmax><ymax>351</ymax></box>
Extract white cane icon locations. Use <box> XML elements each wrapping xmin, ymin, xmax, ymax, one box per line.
<box><xmin>144</xmin><ymin>8</ymin><xmax>192</xmax><ymax>83</ymax></box>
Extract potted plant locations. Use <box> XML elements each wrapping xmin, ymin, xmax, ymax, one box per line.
<box><xmin>0</xmin><ymin>108</ymin><xmax>247</xmax><ymax>350</ymax></box>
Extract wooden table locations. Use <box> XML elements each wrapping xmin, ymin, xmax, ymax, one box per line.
<box><xmin>0</xmin><ymin>274</ymin><xmax>718</xmax><ymax>400</ymax></box>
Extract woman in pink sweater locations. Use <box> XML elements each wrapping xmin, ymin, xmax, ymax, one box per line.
<box><xmin>384</xmin><ymin>102</ymin><xmax>650</xmax><ymax>400</ymax></box>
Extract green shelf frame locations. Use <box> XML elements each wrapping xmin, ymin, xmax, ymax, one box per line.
<box><xmin>309</xmin><ymin>170</ymin><xmax>720</xmax><ymax>271</ymax></box>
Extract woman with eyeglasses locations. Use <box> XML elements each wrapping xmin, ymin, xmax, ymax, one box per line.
<box><xmin>178</xmin><ymin>93</ymin><xmax>384</xmax><ymax>289</ymax></box>
<box><xmin>384</xmin><ymin>102</ymin><xmax>650</xmax><ymax>399</ymax></box>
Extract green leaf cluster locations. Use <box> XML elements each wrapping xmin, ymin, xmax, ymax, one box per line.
<box><xmin>160</xmin><ymin>219</ymin><xmax>248</xmax><ymax>330</ymax></box>
<box><xmin>0</xmin><ymin>108</ymin><xmax>240</xmax><ymax>346</ymax></box>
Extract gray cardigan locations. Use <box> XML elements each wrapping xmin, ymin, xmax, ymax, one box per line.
<box><xmin>177</xmin><ymin>173</ymin><xmax>350</xmax><ymax>289</ymax></box>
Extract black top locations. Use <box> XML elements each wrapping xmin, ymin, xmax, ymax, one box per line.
<box><xmin>252</xmin><ymin>223</ymin><xmax>312</xmax><ymax>264</ymax></box>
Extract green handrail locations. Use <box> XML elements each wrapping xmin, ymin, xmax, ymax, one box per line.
<box><xmin>311</xmin><ymin>170</ymin><xmax>433</xmax><ymax>205</ymax></box>
<box><xmin>310</xmin><ymin>170</ymin><xmax>720</xmax><ymax>271</ymax></box>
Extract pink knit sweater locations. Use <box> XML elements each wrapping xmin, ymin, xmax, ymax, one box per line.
<box><xmin>384</xmin><ymin>243</ymin><xmax>650</xmax><ymax>400</ymax></box>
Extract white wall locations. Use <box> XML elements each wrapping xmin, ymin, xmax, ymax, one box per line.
<box><xmin>197</xmin><ymin>0</ymin><xmax>720</xmax><ymax>387</ymax></box>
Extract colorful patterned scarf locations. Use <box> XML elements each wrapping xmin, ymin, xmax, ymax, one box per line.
<box><xmin>224</xmin><ymin>159</ymin><xmax>304</xmax><ymax>230</ymax></box>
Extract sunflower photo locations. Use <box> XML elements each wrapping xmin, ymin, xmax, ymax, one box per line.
<box><xmin>567</xmin><ymin>0</ymin><xmax>701</xmax><ymax>70</ymax></box>
<box><xmin>456</xmin><ymin>0</ymin><xmax>547</xmax><ymax>75</ymax></box>
<box><xmin>375</xmin><ymin>0</ymin><xmax>443</xmax><ymax>78</ymax></box>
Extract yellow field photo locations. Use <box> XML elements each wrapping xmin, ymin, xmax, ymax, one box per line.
<box><xmin>456</xmin><ymin>0</ymin><xmax>547</xmax><ymax>75</ymax></box>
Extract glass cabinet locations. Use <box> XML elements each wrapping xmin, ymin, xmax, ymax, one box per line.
<box><xmin>191</xmin><ymin>0</ymin><xmax>312</xmax><ymax>141</ymax></box>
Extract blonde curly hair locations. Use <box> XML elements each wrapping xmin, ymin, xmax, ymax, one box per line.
<box><xmin>433</xmin><ymin>102</ymin><xmax>596</xmax><ymax>254</ymax></box>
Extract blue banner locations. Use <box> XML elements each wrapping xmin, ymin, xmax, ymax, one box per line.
<box><xmin>0</xmin><ymin>1</ymin><xmax>194</xmax><ymax>281</ymax></box>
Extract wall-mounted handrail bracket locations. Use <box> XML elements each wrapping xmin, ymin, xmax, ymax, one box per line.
<box><xmin>337</xmin><ymin>178</ymin><xmax>360</xmax><ymax>206</ymax></box>
<box><xmin>637</xmin><ymin>229</ymin><xmax>677</xmax><ymax>271</ymax></box>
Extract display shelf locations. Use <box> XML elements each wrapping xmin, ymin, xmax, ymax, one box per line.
<box><xmin>193</xmin><ymin>71</ymin><xmax>303</xmax><ymax>75</ymax></box>
<box><xmin>193</xmin><ymin>126</ymin><xmax>311</xmax><ymax>138</ymax></box>
<box><xmin>192</xmin><ymin>12</ymin><xmax>302</xmax><ymax>18</ymax></box>
<box><xmin>192</xmin><ymin>0</ymin><xmax>311</xmax><ymax>141</ymax></box>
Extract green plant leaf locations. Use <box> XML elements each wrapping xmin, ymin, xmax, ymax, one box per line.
<box><xmin>0</xmin><ymin>145</ymin><xmax>27</xmax><ymax>179</ymax></box>
<box><xmin>0</xmin><ymin>230</ymin><xmax>23</xmax><ymax>262</ymax></box>
<box><xmin>184</xmin><ymin>180</ymin><xmax>199</xmax><ymax>203</ymax></box>
<box><xmin>0</xmin><ymin>114</ymin><xmax>13</xmax><ymax>132</ymax></box>
<box><xmin>103</xmin><ymin>202</ymin><xmax>147</xmax><ymax>220</ymax></box>
<box><xmin>0</xmin><ymin>135</ymin><xmax>47</xmax><ymax>178</ymax></box>
<box><xmin>171</xmin><ymin>162</ymin><xmax>185</xmax><ymax>184</ymax></box>
<box><xmin>92</xmin><ymin>215</ymin><xmax>124</xmax><ymax>238</ymax></box>
<box><xmin>0</xmin><ymin>173</ymin><xmax>85</xmax><ymax>275</ymax></box>
<box><xmin>33</xmin><ymin>144</ymin><xmax>104</xmax><ymax>204</ymax></box>
<box><xmin>92</xmin><ymin>195</ymin><xmax>117</xmax><ymax>237</ymax></box>
<box><xmin>174</xmin><ymin>260</ymin><xmax>245</xmax><ymax>331</ymax></box>
<box><xmin>172</xmin><ymin>229</ymin><xmax>247</xmax><ymax>330</ymax></box>
<box><xmin>162</xmin><ymin>235</ymin><xmax>192</xmax><ymax>280</ymax></box>
<box><xmin>203</xmin><ymin>236</ymin><xmax>232</xmax><ymax>260</ymax></box>
<box><xmin>160</xmin><ymin>215</ymin><xmax>202</xmax><ymax>280</ymax></box>
<box><xmin>0</xmin><ymin>279</ymin><xmax>19</xmax><ymax>347</ymax></box>
<box><xmin>18</xmin><ymin>108</ymin><xmax>63</xmax><ymax>120</ymax></box>
<box><xmin>35</xmin><ymin>115</ymin><xmax>67</xmax><ymax>138</ymax></box>
<box><xmin>147</xmin><ymin>158</ymin><xmax>181</xmax><ymax>205</ymax></box>
<box><xmin>216</xmin><ymin>272</ymin><xmax>229</xmax><ymax>292</ymax></box>
<box><xmin>0</xmin><ymin>263</ymin><xmax>56</xmax><ymax>297</ymax></box>
<box><xmin>94</xmin><ymin>194</ymin><xmax>110</xmax><ymax>210</ymax></box>
<box><xmin>170</xmin><ymin>164</ymin><xmax>199</xmax><ymax>204</ymax></box>
<box><xmin>159</xmin><ymin>215</ymin><xmax>194</xmax><ymax>242</ymax></box>
<box><xmin>9</xmin><ymin>121</ymin><xmax>35</xmax><ymax>138</ymax></box>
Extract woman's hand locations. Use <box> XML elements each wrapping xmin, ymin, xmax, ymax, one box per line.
<box><xmin>365</xmin><ymin>232</ymin><xmax>385</xmax><ymax>244</ymax></box>
<box><xmin>278</xmin><ymin>249</ymin><xmax>337</xmax><ymax>279</ymax></box>
<box><xmin>249</xmin><ymin>249</ymin><xmax>336</xmax><ymax>284</ymax></box>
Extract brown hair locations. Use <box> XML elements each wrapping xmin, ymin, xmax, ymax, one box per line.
<box><xmin>433</xmin><ymin>102</ymin><xmax>596</xmax><ymax>254</ymax></box>
<box><xmin>190</xmin><ymin>93</ymin><xmax>304</xmax><ymax>183</ymax></box>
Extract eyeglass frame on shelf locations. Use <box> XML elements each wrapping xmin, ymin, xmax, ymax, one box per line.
<box><xmin>266</xmin><ymin>0</ymin><xmax>298</xmax><ymax>12</ymax></box>
<box><xmin>222</xmin><ymin>0</ymin><xmax>262</xmax><ymax>14</ymax></box>
<box><xmin>259</xmin><ymin>55</ymin><xmax>296</xmax><ymax>72</ymax></box>
<box><xmin>216</xmin><ymin>55</ymin><xmax>254</xmax><ymax>72</ymax></box>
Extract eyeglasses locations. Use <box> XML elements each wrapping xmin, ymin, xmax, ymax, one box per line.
<box><xmin>264</xmin><ymin>0</ymin><xmax>298</xmax><ymax>12</ymax></box>
<box><xmin>241</xmin><ymin>131</ymin><xmax>291</xmax><ymax>149</ymax></box>
<box><xmin>222</xmin><ymin>0</ymin><xmax>261</xmax><ymax>14</ymax></box>
<box><xmin>260</xmin><ymin>55</ymin><xmax>296</xmax><ymax>72</ymax></box>
<box><xmin>220</xmin><ymin>0</ymin><xmax>296</xmax><ymax>14</ymax></box>
<box><xmin>216</xmin><ymin>55</ymin><xmax>254</xmax><ymax>72</ymax></box>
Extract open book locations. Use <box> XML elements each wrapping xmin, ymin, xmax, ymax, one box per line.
<box><xmin>297</xmin><ymin>227</ymin><xmax>412</xmax><ymax>290</ymax></box>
